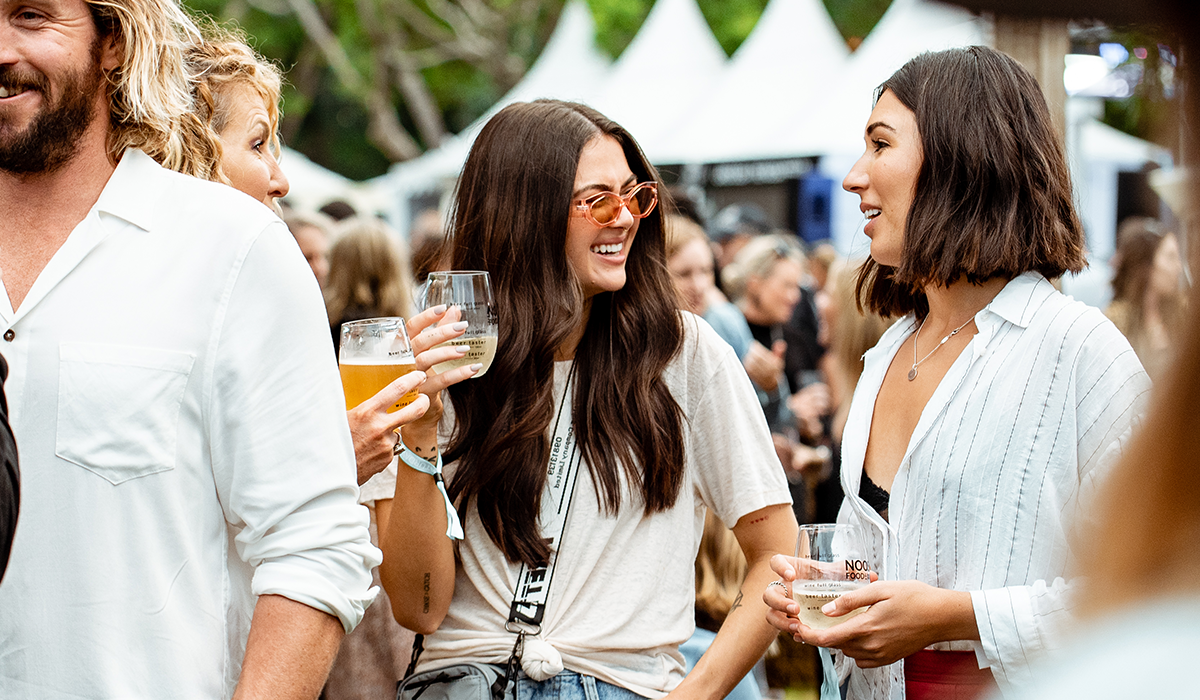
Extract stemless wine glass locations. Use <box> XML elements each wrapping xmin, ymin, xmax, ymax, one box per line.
<box><xmin>792</xmin><ymin>523</ymin><xmax>872</xmax><ymax>630</ymax></box>
<box><xmin>421</xmin><ymin>271</ymin><xmax>498</xmax><ymax>377</ymax></box>
<box><xmin>338</xmin><ymin>317</ymin><xmax>420</xmax><ymax>411</ymax></box>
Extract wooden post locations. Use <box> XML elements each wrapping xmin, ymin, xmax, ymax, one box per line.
<box><xmin>994</xmin><ymin>15</ymin><xmax>1070</xmax><ymax>138</ymax></box>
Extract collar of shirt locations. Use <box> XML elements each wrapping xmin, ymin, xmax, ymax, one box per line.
<box><xmin>0</xmin><ymin>150</ymin><xmax>166</xmax><ymax>324</ymax></box>
<box><xmin>94</xmin><ymin>149</ymin><xmax>166</xmax><ymax>233</ymax></box>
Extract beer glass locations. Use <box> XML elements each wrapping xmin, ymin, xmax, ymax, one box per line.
<box><xmin>421</xmin><ymin>271</ymin><xmax>498</xmax><ymax>377</ymax></box>
<box><xmin>338</xmin><ymin>317</ymin><xmax>420</xmax><ymax>411</ymax></box>
<box><xmin>792</xmin><ymin>524</ymin><xmax>872</xmax><ymax>629</ymax></box>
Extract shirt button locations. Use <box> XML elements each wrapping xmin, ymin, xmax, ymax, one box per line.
<box><xmin>2</xmin><ymin>330</ymin><xmax>12</xmax><ymax>342</ymax></box>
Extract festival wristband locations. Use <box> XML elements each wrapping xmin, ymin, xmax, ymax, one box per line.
<box><xmin>396</xmin><ymin>447</ymin><xmax>464</xmax><ymax>540</ymax></box>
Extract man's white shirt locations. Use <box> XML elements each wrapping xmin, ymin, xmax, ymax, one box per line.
<box><xmin>0</xmin><ymin>150</ymin><xmax>380</xmax><ymax>699</ymax></box>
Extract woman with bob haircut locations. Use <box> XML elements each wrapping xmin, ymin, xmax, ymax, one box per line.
<box><xmin>376</xmin><ymin>99</ymin><xmax>797</xmax><ymax>700</ymax></box>
<box><xmin>763</xmin><ymin>46</ymin><xmax>1150</xmax><ymax>699</ymax></box>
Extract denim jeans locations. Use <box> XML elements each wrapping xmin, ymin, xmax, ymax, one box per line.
<box><xmin>515</xmin><ymin>672</ymin><xmax>646</xmax><ymax>700</ymax></box>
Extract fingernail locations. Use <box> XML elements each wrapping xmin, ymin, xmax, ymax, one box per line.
<box><xmin>470</xmin><ymin>363</ymin><xmax>483</xmax><ymax>372</ymax></box>
<box><xmin>821</xmin><ymin>602</ymin><xmax>836</xmax><ymax>614</ymax></box>
<box><xmin>452</xmin><ymin>321</ymin><xmax>468</xmax><ymax>331</ymax></box>
<box><xmin>430</xmin><ymin>304</ymin><xmax>447</xmax><ymax>314</ymax></box>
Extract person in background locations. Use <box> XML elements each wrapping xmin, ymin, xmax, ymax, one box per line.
<box><xmin>721</xmin><ymin>234</ymin><xmax>806</xmax><ymax>434</ymax></box>
<box><xmin>324</xmin><ymin>217</ymin><xmax>415</xmax><ymax>349</ymax></box>
<box><xmin>804</xmin><ymin>260</ymin><xmax>893</xmax><ymax>524</ymax></box>
<box><xmin>709</xmin><ymin>202</ymin><xmax>773</xmax><ymax>295</ymax></box>
<box><xmin>762</xmin><ymin>46</ymin><xmax>1149</xmax><ymax>699</ymax></box>
<box><xmin>0</xmin><ymin>0</ymin><xmax>380</xmax><ymax>695</ymax></box>
<box><xmin>1104</xmin><ymin>217</ymin><xmax>1186</xmax><ymax>381</ymax></box>
<box><xmin>721</xmin><ymin>234</ymin><xmax>827</xmax><ymax>521</ymax></box>
<box><xmin>284</xmin><ymin>211</ymin><xmax>335</xmax><ymax>289</ymax></box>
<box><xmin>666</xmin><ymin>214</ymin><xmax>753</xmax><ymax>359</ymax></box>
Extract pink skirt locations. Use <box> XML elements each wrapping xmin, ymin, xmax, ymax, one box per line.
<box><xmin>904</xmin><ymin>650</ymin><xmax>999</xmax><ymax>700</ymax></box>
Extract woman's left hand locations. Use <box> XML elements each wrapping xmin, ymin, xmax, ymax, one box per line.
<box><xmin>792</xmin><ymin>580</ymin><xmax>978</xmax><ymax>668</ymax></box>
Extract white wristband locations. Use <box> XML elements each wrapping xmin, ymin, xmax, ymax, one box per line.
<box><xmin>396</xmin><ymin>446</ymin><xmax>464</xmax><ymax>540</ymax></box>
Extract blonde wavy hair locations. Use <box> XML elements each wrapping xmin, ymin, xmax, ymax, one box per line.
<box><xmin>86</xmin><ymin>0</ymin><xmax>199</xmax><ymax>169</ymax></box>
<box><xmin>324</xmin><ymin>218</ymin><xmax>415</xmax><ymax>327</ymax></box>
<box><xmin>181</xmin><ymin>25</ymin><xmax>284</xmax><ymax>185</ymax></box>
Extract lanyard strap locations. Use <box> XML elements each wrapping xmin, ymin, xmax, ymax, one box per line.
<box><xmin>506</xmin><ymin>364</ymin><xmax>582</xmax><ymax>632</ymax></box>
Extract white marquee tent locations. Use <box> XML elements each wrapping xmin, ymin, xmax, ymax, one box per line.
<box><xmin>653</xmin><ymin>0</ymin><xmax>849</xmax><ymax>165</ymax></box>
<box><xmin>587</xmin><ymin>0</ymin><xmax>728</xmax><ymax>164</ymax></box>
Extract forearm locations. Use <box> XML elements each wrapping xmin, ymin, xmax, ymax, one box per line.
<box><xmin>674</xmin><ymin>504</ymin><xmax>797</xmax><ymax>700</ymax></box>
<box><xmin>377</xmin><ymin>422</ymin><xmax>457</xmax><ymax>634</ymax></box>
<box><xmin>674</xmin><ymin>557</ymin><xmax>783</xmax><ymax>700</ymax></box>
<box><xmin>233</xmin><ymin>594</ymin><xmax>344</xmax><ymax>700</ymax></box>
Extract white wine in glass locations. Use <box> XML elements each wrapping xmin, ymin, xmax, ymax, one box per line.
<box><xmin>792</xmin><ymin>524</ymin><xmax>873</xmax><ymax>629</ymax></box>
<box><xmin>422</xmin><ymin>271</ymin><xmax>498</xmax><ymax>377</ymax></box>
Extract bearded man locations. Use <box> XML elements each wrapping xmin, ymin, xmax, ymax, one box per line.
<box><xmin>0</xmin><ymin>1</ymin><xmax>379</xmax><ymax>698</ymax></box>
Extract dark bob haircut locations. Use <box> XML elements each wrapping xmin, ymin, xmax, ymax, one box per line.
<box><xmin>857</xmin><ymin>45</ymin><xmax>1086</xmax><ymax>319</ymax></box>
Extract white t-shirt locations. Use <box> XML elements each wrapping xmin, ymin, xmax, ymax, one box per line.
<box><xmin>394</xmin><ymin>313</ymin><xmax>791</xmax><ymax>697</ymax></box>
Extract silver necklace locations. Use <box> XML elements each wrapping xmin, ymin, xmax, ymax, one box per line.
<box><xmin>908</xmin><ymin>317</ymin><xmax>974</xmax><ymax>381</ymax></box>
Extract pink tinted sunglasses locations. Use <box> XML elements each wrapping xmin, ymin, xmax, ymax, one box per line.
<box><xmin>572</xmin><ymin>182</ymin><xmax>658</xmax><ymax>227</ymax></box>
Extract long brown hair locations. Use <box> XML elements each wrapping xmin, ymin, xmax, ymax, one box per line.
<box><xmin>324</xmin><ymin>217</ymin><xmax>414</xmax><ymax>325</ymax></box>
<box><xmin>1107</xmin><ymin>218</ymin><xmax>1184</xmax><ymax>355</ymax></box>
<box><xmin>856</xmin><ymin>46</ymin><xmax>1086</xmax><ymax>319</ymax></box>
<box><xmin>442</xmin><ymin>100</ymin><xmax>686</xmax><ymax>568</ymax></box>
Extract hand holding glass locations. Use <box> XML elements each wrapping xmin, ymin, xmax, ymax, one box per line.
<box><xmin>421</xmin><ymin>271</ymin><xmax>498</xmax><ymax>377</ymax></box>
<box><xmin>338</xmin><ymin>317</ymin><xmax>420</xmax><ymax>411</ymax></box>
<box><xmin>792</xmin><ymin>524</ymin><xmax>873</xmax><ymax>629</ymax></box>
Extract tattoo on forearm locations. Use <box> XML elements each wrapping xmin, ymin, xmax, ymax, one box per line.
<box><xmin>423</xmin><ymin>573</ymin><xmax>431</xmax><ymax>614</ymax></box>
<box><xmin>729</xmin><ymin>591</ymin><xmax>744</xmax><ymax>614</ymax></box>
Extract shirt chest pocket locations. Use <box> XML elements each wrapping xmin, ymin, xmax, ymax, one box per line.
<box><xmin>56</xmin><ymin>342</ymin><xmax>196</xmax><ymax>485</ymax></box>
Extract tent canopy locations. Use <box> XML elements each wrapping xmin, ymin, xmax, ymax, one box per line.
<box><xmin>654</xmin><ymin>0</ymin><xmax>849</xmax><ymax>165</ymax></box>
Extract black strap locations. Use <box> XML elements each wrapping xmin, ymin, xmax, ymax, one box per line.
<box><xmin>405</xmin><ymin>633</ymin><xmax>425</xmax><ymax>678</ymax></box>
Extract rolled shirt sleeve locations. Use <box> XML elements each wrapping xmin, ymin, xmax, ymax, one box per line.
<box><xmin>207</xmin><ymin>222</ymin><xmax>381</xmax><ymax>632</ymax></box>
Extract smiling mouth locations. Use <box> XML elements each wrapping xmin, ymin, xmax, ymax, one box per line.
<box><xmin>590</xmin><ymin>243</ymin><xmax>622</xmax><ymax>255</ymax></box>
<box><xmin>0</xmin><ymin>86</ymin><xmax>29</xmax><ymax>99</ymax></box>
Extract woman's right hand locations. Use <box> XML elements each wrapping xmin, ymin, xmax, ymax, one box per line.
<box><xmin>405</xmin><ymin>304</ymin><xmax>483</xmax><ymax>433</ymax></box>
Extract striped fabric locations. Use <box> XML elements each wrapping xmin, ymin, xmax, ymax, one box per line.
<box><xmin>834</xmin><ymin>273</ymin><xmax>1151</xmax><ymax>699</ymax></box>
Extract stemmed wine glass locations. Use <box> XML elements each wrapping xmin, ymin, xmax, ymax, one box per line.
<box><xmin>421</xmin><ymin>271</ymin><xmax>498</xmax><ymax>377</ymax></box>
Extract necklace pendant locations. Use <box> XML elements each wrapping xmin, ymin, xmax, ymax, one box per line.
<box><xmin>908</xmin><ymin>367</ymin><xmax>918</xmax><ymax>381</ymax></box>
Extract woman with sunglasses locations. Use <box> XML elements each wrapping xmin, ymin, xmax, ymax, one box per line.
<box><xmin>376</xmin><ymin>99</ymin><xmax>797</xmax><ymax>700</ymax></box>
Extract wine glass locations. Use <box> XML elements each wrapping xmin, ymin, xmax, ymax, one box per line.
<box><xmin>338</xmin><ymin>317</ymin><xmax>420</xmax><ymax>411</ymax></box>
<box><xmin>792</xmin><ymin>523</ymin><xmax>872</xmax><ymax>629</ymax></box>
<box><xmin>421</xmin><ymin>271</ymin><xmax>498</xmax><ymax>377</ymax></box>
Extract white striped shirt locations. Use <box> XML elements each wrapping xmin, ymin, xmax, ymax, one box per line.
<box><xmin>835</xmin><ymin>272</ymin><xmax>1151</xmax><ymax>698</ymax></box>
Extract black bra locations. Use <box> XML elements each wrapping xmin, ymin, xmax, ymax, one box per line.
<box><xmin>859</xmin><ymin>470</ymin><xmax>890</xmax><ymax>517</ymax></box>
